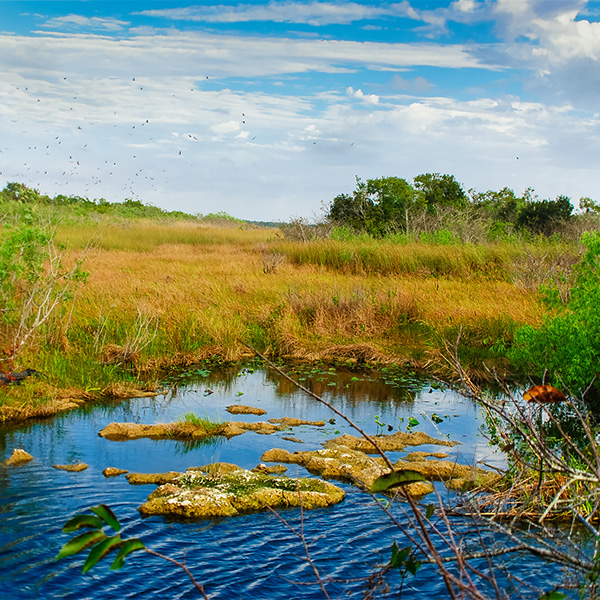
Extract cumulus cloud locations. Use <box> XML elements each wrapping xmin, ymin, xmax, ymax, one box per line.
<box><xmin>346</xmin><ymin>86</ymin><xmax>379</xmax><ymax>104</ymax></box>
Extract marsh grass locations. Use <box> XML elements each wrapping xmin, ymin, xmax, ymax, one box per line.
<box><xmin>56</xmin><ymin>221</ymin><xmax>274</xmax><ymax>252</ymax></box>
<box><xmin>177</xmin><ymin>412</ymin><xmax>224</xmax><ymax>432</ymax></box>
<box><xmin>1</xmin><ymin>220</ymin><xmax>563</xmax><ymax>421</ymax></box>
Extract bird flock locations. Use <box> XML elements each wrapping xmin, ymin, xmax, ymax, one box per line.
<box><xmin>1</xmin><ymin>74</ymin><xmax>258</xmax><ymax>204</ymax></box>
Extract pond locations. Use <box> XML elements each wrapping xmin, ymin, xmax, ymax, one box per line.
<box><xmin>0</xmin><ymin>362</ymin><xmax>572</xmax><ymax>599</ymax></box>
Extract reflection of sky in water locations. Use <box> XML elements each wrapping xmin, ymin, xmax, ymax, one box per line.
<box><xmin>0</xmin><ymin>362</ymin><xmax>566</xmax><ymax>600</ymax></box>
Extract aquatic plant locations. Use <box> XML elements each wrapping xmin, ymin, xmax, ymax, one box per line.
<box><xmin>177</xmin><ymin>412</ymin><xmax>223</xmax><ymax>432</ymax></box>
<box><xmin>57</xmin><ymin>504</ymin><xmax>208</xmax><ymax>599</ymax></box>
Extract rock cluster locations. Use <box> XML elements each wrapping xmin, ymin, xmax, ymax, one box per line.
<box><xmin>138</xmin><ymin>462</ymin><xmax>345</xmax><ymax>518</ymax></box>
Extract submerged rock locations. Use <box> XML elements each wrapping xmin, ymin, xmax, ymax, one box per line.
<box><xmin>52</xmin><ymin>463</ymin><xmax>88</xmax><ymax>472</ymax></box>
<box><xmin>226</xmin><ymin>405</ymin><xmax>267</xmax><ymax>415</ymax></box>
<box><xmin>4</xmin><ymin>448</ymin><xmax>34</xmax><ymax>466</ymax></box>
<box><xmin>138</xmin><ymin>462</ymin><xmax>345</xmax><ymax>518</ymax></box>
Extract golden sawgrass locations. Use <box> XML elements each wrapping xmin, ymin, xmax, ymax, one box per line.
<box><xmin>1</xmin><ymin>223</ymin><xmax>549</xmax><ymax>421</ymax></box>
<box><xmin>59</xmin><ymin>223</ymin><xmax>543</xmax><ymax>370</ymax></box>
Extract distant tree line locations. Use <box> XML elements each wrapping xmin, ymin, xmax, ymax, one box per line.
<box><xmin>326</xmin><ymin>174</ymin><xmax>600</xmax><ymax>242</ymax></box>
<box><xmin>0</xmin><ymin>182</ymin><xmax>243</xmax><ymax>224</ymax></box>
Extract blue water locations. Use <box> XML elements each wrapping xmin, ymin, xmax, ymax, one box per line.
<box><xmin>0</xmin><ymin>363</ymin><xmax>572</xmax><ymax>599</ymax></box>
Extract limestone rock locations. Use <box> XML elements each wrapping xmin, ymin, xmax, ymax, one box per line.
<box><xmin>226</xmin><ymin>405</ymin><xmax>267</xmax><ymax>415</ymax></box>
<box><xmin>98</xmin><ymin>420</ymin><xmax>283</xmax><ymax>441</ymax></box>
<box><xmin>126</xmin><ymin>471</ymin><xmax>181</xmax><ymax>485</ymax></box>
<box><xmin>138</xmin><ymin>462</ymin><xmax>345</xmax><ymax>518</ymax></box>
<box><xmin>268</xmin><ymin>417</ymin><xmax>325</xmax><ymax>427</ymax></box>
<box><xmin>261</xmin><ymin>443</ymin><xmax>497</xmax><ymax>496</ymax></box>
<box><xmin>103</xmin><ymin>467</ymin><xmax>129</xmax><ymax>477</ymax></box>
<box><xmin>4</xmin><ymin>448</ymin><xmax>34</xmax><ymax>466</ymax></box>
<box><xmin>252</xmin><ymin>463</ymin><xmax>288</xmax><ymax>475</ymax></box>
<box><xmin>260</xmin><ymin>446</ymin><xmax>417</xmax><ymax>492</ymax></box>
<box><xmin>325</xmin><ymin>431</ymin><xmax>459</xmax><ymax>453</ymax></box>
<box><xmin>52</xmin><ymin>463</ymin><xmax>88</xmax><ymax>472</ymax></box>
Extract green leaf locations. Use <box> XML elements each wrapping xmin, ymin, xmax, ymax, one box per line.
<box><xmin>62</xmin><ymin>514</ymin><xmax>105</xmax><ymax>533</ymax></box>
<box><xmin>407</xmin><ymin>417</ymin><xmax>420</xmax><ymax>428</ymax></box>
<box><xmin>82</xmin><ymin>536</ymin><xmax>123</xmax><ymax>574</ymax></box>
<box><xmin>56</xmin><ymin>530</ymin><xmax>108</xmax><ymax>560</ymax></box>
<box><xmin>370</xmin><ymin>469</ymin><xmax>426</xmax><ymax>493</ymax></box>
<box><xmin>390</xmin><ymin>541</ymin><xmax>412</xmax><ymax>568</ymax></box>
<box><xmin>110</xmin><ymin>538</ymin><xmax>146</xmax><ymax>570</ymax></box>
<box><xmin>431</xmin><ymin>413</ymin><xmax>444</xmax><ymax>424</ymax></box>
<box><xmin>539</xmin><ymin>592</ymin><xmax>567</xmax><ymax>600</ymax></box>
<box><xmin>90</xmin><ymin>504</ymin><xmax>121</xmax><ymax>532</ymax></box>
<box><xmin>405</xmin><ymin>556</ymin><xmax>422</xmax><ymax>575</ymax></box>
<box><xmin>425</xmin><ymin>504</ymin><xmax>435</xmax><ymax>519</ymax></box>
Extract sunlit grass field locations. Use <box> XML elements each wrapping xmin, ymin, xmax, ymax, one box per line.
<box><xmin>2</xmin><ymin>219</ymin><xmax>556</xmax><ymax>421</ymax></box>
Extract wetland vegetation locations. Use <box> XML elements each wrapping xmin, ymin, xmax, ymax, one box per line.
<box><xmin>3</xmin><ymin>176</ymin><xmax>599</xmax><ymax>423</ymax></box>
<box><xmin>3</xmin><ymin>178</ymin><xmax>600</xmax><ymax>598</ymax></box>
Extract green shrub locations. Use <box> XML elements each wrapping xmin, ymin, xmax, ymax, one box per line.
<box><xmin>511</xmin><ymin>232</ymin><xmax>600</xmax><ymax>407</ymax></box>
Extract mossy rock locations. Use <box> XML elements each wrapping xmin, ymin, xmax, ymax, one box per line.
<box><xmin>138</xmin><ymin>463</ymin><xmax>344</xmax><ymax>518</ymax></box>
<box><xmin>98</xmin><ymin>420</ymin><xmax>282</xmax><ymax>441</ymax></box>
<box><xmin>261</xmin><ymin>444</ymin><xmax>498</xmax><ymax>495</ymax></box>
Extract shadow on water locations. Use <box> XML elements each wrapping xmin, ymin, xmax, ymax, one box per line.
<box><xmin>0</xmin><ymin>361</ymin><xmax>576</xmax><ymax>599</ymax></box>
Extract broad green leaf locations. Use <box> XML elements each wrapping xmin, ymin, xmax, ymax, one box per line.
<box><xmin>62</xmin><ymin>514</ymin><xmax>105</xmax><ymax>533</ymax></box>
<box><xmin>407</xmin><ymin>417</ymin><xmax>420</xmax><ymax>427</ymax></box>
<box><xmin>82</xmin><ymin>536</ymin><xmax>123</xmax><ymax>574</ymax></box>
<box><xmin>405</xmin><ymin>556</ymin><xmax>422</xmax><ymax>575</ymax></box>
<box><xmin>90</xmin><ymin>504</ymin><xmax>121</xmax><ymax>532</ymax></box>
<box><xmin>431</xmin><ymin>413</ymin><xmax>444</xmax><ymax>424</ymax></box>
<box><xmin>370</xmin><ymin>470</ymin><xmax>426</xmax><ymax>493</ymax></box>
<box><xmin>539</xmin><ymin>592</ymin><xmax>567</xmax><ymax>600</ymax></box>
<box><xmin>425</xmin><ymin>504</ymin><xmax>435</xmax><ymax>519</ymax></box>
<box><xmin>110</xmin><ymin>538</ymin><xmax>146</xmax><ymax>570</ymax></box>
<box><xmin>56</xmin><ymin>530</ymin><xmax>108</xmax><ymax>559</ymax></box>
<box><xmin>390</xmin><ymin>542</ymin><xmax>411</xmax><ymax>568</ymax></box>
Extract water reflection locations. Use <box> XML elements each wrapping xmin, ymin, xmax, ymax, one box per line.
<box><xmin>0</xmin><ymin>362</ymin><xmax>567</xmax><ymax>599</ymax></box>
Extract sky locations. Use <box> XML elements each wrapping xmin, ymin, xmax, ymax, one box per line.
<box><xmin>1</xmin><ymin>0</ymin><xmax>600</xmax><ymax>221</ymax></box>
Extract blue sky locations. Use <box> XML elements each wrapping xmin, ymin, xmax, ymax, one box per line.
<box><xmin>1</xmin><ymin>0</ymin><xmax>600</xmax><ymax>220</ymax></box>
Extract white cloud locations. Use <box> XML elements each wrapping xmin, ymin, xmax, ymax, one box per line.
<box><xmin>346</xmin><ymin>86</ymin><xmax>379</xmax><ymax>104</ymax></box>
<box><xmin>41</xmin><ymin>15</ymin><xmax>129</xmax><ymax>31</ymax></box>
<box><xmin>138</xmin><ymin>2</ymin><xmax>391</xmax><ymax>26</ymax></box>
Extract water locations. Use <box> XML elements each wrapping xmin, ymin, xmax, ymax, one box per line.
<box><xmin>0</xmin><ymin>363</ymin><xmax>572</xmax><ymax>599</ymax></box>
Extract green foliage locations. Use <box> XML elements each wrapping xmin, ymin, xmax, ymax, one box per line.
<box><xmin>516</xmin><ymin>195</ymin><xmax>573</xmax><ymax>235</ymax></box>
<box><xmin>57</xmin><ymin>504</ymin><xmax>145</xmax><ymax>573</ymax></box>
<box><xmin>178</xmin><ymin>412</ymin><xmax>224</xmax><ymax>431</ymax></box>
<box><xmin>370</xmin><ymin>469</ymin><xmax>426</xmax><ymax>493</ymax></box>
<box><xmin>0</xmin><ymin>182</ymin><xmax>199</xmax><ymax>224</ymax></box>
<box><xmin>389</xmin><ymin>541</ymin><xmax>422</xmax><ymax>577</ymax></box>
<box><xmin>0</xmin><ymin>218</ymin><xmax>50</xmax><ymax>324</ymax></box>
<box><xmin>413</xmin><ymin>172</ymin><xmax>467</xmax><ymax>212</ymax></box>
<box><xmin>419</xmin><ymin>228</ymin><xmax>460</xmax><ymax>245</ymax></box>
<box><xmin>511</xmin><ymin>232</ymin><xmax>600</xmax><ymax>404</ymax></box>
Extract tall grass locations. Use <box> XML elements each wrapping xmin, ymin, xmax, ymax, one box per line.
<box><xmin>268</xmin><ymin>239</ymin><xmax>523</xmax><ymax>278</ymax></box>
<box><xmin>4</xmin><ymin>221</ymin><xmax>564</xmax><ymax>420</ymax></box>
<box><xmin>56</xmin><ymin>220</ymin><xmax>274</xmax><ymax>252</ymax></box>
